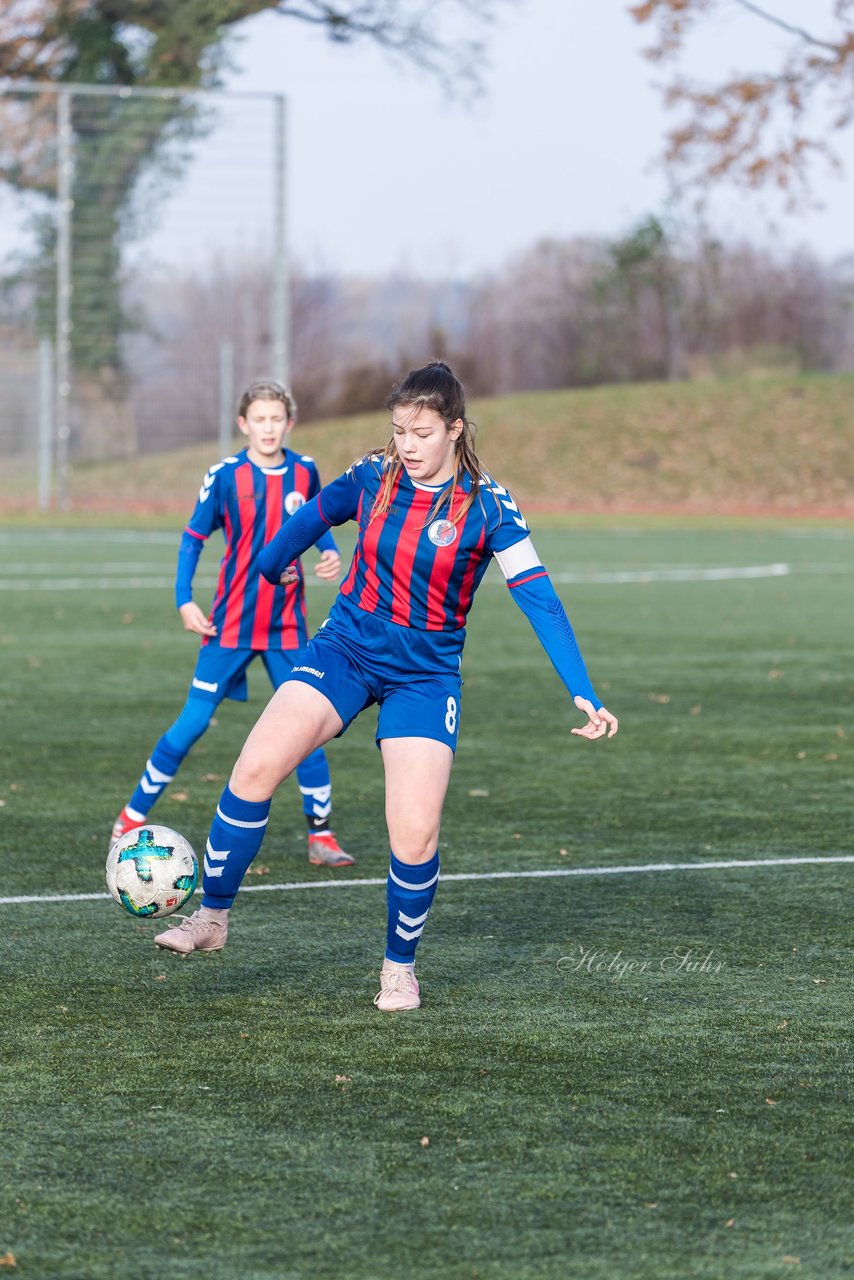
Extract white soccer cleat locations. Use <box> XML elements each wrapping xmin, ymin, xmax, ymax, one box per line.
<box><xmin>154</xmin><ymin>907</ymin><xmax>228</xmax><ymax>956</ymax></box>
<box><xmin>373</xmin><ymin>960</ymin><xmax>421</xmax><ymax>1012</ymax></box>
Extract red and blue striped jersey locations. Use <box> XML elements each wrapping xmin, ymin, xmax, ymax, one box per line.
<box><xmin>318</xmin><ymin>456</ymin><xmax>530</xmax><ymax>631</ymax></box>
<box><xmin>259</xmin><ymin>455</ymin><xmax>602</xmax><ymax>706</ymax></box>
<box><xmin>179</xmin><ymin>447</ymin><xmax>335</xmax><ymax>651</ymax></box>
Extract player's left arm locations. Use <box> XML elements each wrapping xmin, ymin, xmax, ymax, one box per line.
<box><xmin>495</xmin><ymin>536</ymin><xmax>618</xmax><ymax>741</ymax></box>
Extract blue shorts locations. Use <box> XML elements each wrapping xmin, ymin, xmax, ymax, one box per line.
<box><xmin>187</xmin><ymin>643</ymin><xmax>296</xmax><ymax>706</ymax></box>
<box><xmin>282</xmin><ymin>596</ymin><xmax>463</xmax><ymax>751</ymax></box>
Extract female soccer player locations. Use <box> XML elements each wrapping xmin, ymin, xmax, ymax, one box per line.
<box><xmin>155</xmin><ymin>362</ymin><xmax>617</xmax><ymax>1009</ymax></box>
<box><xmin>110</xmin><ymin>379</ymin><xmax>353</xmax><ymax>868</ymax></box>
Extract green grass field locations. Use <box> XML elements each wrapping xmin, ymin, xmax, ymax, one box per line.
<box><xmin>1</xmin><ymin>518</ymin><xmax>852</xmax><ymax>1279</ymax></box>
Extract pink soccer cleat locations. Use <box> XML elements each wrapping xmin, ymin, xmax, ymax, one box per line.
<box><xmin>109</xmin><ymin>805</ymin><xmax>145</xmax><ymax>849</ymax></box>
<box><xmin>307</xmin><ymin>831</ymin><xmax>355</xmax><ymax>867</ymax></box>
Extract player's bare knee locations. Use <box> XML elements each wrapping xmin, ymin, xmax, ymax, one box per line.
<box><xmin>231</xmin><ymin>751</ymin><xmax>278</xmax><ymax>801</ymax></box>
<box><xmin>388</xmin><ymin>831</ymin><xmax>440</xmax><ymax>864</ymax></box>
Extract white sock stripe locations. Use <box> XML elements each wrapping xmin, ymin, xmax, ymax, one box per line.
<box><xmin>205</xmin><ymin>841</ymin><xmax>229</xmax><ymax>861</ymax></box>
<box><xmin>140</xmin><ymin>778</ymin><xmax>163</xmax><ymax>794</ymax></box>
<box><xmin>388</xmin><ymin>866</ymin><xmax>439</xmax><ymax>892</ymax></box>
<box><xmin>125</xmin><ymin>804</ymin><xmax>145</xmax><ymax>821</ymax></box>
<box><xmin>145</xmin><ymin>760</ymin><xmax>175</xmax><ymax>784</ymax></box>
<box><xmin>398</xmin><ymin>908</ymin><xmax>430</xmax><ymax>927</ymax></box>
<box><xmin>298</xmin><ymin>784</ymin><xmax>331</xmax><ymax>802</ymax></box>
<box><xmin>203</xmin><ymin>857</ymin><xmax>225</xmax><ymax>878</ymax></box>
<box><xmin>216</xmin><ymin>805</ymin><xmax>269</xmax><ymax>829</ymax></box>
<box><xmin>395</xmin><ymin>924</ymin><xmax>425</xmax><ymax>942</ymax></box>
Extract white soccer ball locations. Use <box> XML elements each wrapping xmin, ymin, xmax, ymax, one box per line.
<box><xmin>106</xmin><ymin>825</ymin><xmax>199</xmax><ymax>919</ymax></box>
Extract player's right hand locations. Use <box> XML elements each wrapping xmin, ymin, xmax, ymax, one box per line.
<box><xmin>571</xmin><ymin>696</ymin><xmax>618</xmax><ymax>740</ymax></box>
<box><xmin>279</xmin><ymin>563</ymin><xmax>298</xmax><ymax>586</ymax></box>
<box><xmin>179</xmin><ymin>601</ymin><xmax>217</xmax><ymax>637</ymax></box>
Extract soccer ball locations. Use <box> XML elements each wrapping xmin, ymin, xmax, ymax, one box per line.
<box><xmin>106</xmin><ymin>825</ymin><xmax>199</xmax><ymax>919</ymax></box>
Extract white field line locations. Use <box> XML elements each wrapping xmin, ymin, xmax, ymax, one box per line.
<box><xmin>0</xmin><ymin>563</ymin><xmax>794</xmax><ymax>591</ymax></box>
<box><xmin>1</xmin><ymin>529</ymin><xmax>851</xmax><ymax>545</ymax></box>
<box><xmin>2</xmin><ymin>854</ymin><xmax>852</xmax><ymax>908</ymax></box>
<box><xmin>548</xmin><ymin>564</ymin><xmax>791</xmax><ymax>584</ymax></box>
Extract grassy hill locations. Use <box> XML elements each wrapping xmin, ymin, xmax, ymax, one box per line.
<box><xmin>2</xmin><ymin>373</ymin><xmax>853</xmax><ymax>518</ymax></box>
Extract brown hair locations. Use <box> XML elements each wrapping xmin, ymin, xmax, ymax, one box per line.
<box><xmin>370</xmin><ymin>361</ymin><xmax>483</xmax><ymax>526</ymax></box>
<box><xmin>237</xmin><ymin>379</ymin><xmax>297</xmax><ymax>421</ymax></box>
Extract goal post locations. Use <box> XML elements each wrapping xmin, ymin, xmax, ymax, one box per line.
<box><xmin>0</xmin><ymin>78</ymin><xmax>290</xmax><ymax>510</ymax></box>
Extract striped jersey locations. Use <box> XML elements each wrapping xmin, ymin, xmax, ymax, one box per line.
<box><xmin>182</xmin><ymin>447</ymin><xmax>335</xmax><ymax>650</ymax></box>
<box><xmin>317</xmin><ymin>456</ymin><xmax>530</xmax><ymax>631</ymax></box>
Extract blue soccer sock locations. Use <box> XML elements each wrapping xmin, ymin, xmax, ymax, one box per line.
<box><xmin>296</xmin><ymin>747</ymin><xmax>332</xmax><ymax>831</ymax></box>
<box><xmin>125</xmin><ymin>736</ymin><xmax>186</xmax><ymax>821</ymax></box>
<box><xmin>201</xmin><ymin>785</ymin><xmax>271</xmax><ymax>910</ymax></box>
<box><xmin>385</xmin><ymin>850</ymin><xmax>440</xmax><ymax>965</ymax></box>
<box><xmin>125</xmin><ymin>700</ymin><xmax>213</xmax><ymax>820</ymax></box>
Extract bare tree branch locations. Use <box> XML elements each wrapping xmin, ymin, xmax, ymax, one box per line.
<box><xmin>629</xmin><ymin>0</ymin><xmax>854</xmax><ymax>201</ymax></box>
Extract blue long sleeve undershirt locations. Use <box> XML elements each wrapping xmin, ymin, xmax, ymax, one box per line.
<box><xmin>505</xmin><ymin>567</ymin><xmax>601</xmax><ymax>709</ymax></box>
<box><xmin>259</xmin><ymin>495</ymin><xmax>337</xmax><ymax>584</ymax></box>
<box><xmin>175</xmin><ymin>531</ymin><xmax>205</xmax><ymax>608</ymax></box>
<box><xmin>177</xmin><ymin>511</ymin><xmax>337</xmax><ymax>609</ymax></box>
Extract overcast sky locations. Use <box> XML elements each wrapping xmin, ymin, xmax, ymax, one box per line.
<box><xmin>1</xmin><ymin>1</ymin><xmax>850</xmax><ymax>280</ymax></box>
<box><xmin>199</xmin><ymin>0</ymin><xmax>854</xmax><ymax>278</ymax></box>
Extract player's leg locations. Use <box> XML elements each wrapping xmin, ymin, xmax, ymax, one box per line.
<box><xmin>155</xmin><ymin>681</ymin><xmax>344</xmax><ymax>955</ymax></box>
<box><xmin>110</xmin><ymin>646</ymin><xmax>252</xmax><ymax>846</ymax></box>
<box><xmin>111</xmin><ymin>698</ymin><xmax>213</xmax><ymax>844</ymax></box>
<box><xmin>262</xmin><ymin>650</ymin><xmax>353</xmax><ymax>868</ymax></box>
<box><xmin>373</xmin><ymin>677</ymin><xmax>460</xmax><ymax>1011</ymax></box>
<box><xmin>374</xmin><ymin>736</ymin><xmax>454</xmax><ymax>1011</ymax></box>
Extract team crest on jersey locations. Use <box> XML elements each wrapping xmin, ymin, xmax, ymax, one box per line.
<box><xmin>428</xmin><ymin>519</ymin><xmax>457</xmax><ymax>547</ymax></box>
<box><xmin>284</xmin><ymin>491</ymin><xmax>305</xmax><ymax>516</ymax></box>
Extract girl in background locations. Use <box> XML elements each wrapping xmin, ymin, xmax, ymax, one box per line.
<box><xmin>111</xmin><ymin>379</ymin><xmax>353</xmax><ymax>868</ymax></box>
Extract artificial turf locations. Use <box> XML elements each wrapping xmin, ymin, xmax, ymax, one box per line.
<box><xmin>1</xmin><ymin>520</ymin><xmax>851</xmax><ymax>1279</ymax></box>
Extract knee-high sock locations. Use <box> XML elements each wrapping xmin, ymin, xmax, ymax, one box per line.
<box><xmin>296</xmin><ymin>747</ymin><xmax>332</xmax><ymax>829</ymax></box>
<box><xmin>385</xmin><ymin>850</ymin><xmax>440</xmax><ymax>965</ymax></box>
<box><xmin>125</xmin><ymin>700</ymin><xmax>213</xmax><ymax>820</ymax></box>
<box><xmin>201</xmin><ymin>785</ymin><xmax>271</xmax><ymax>910</ymax></box>
<box><xmin>125</xmin><ymin>737</ymin><xmax>185</xmax><ymax>821</ymax></box>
